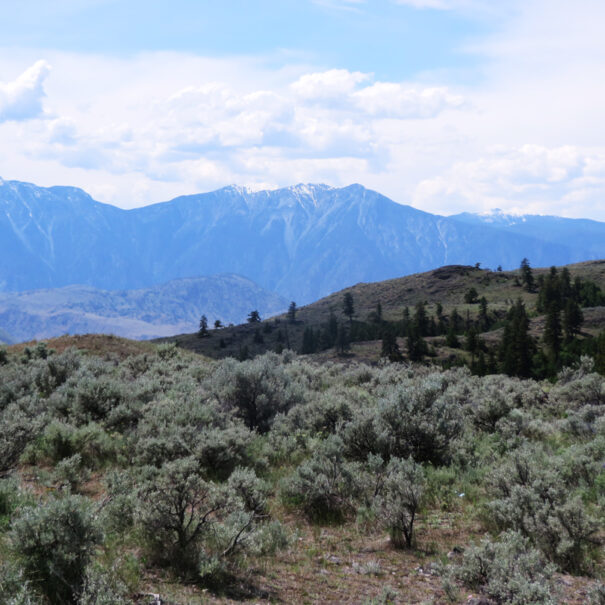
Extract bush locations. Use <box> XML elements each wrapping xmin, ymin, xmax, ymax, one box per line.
<box><xmin>374</xmin><ymin>457</ymin><xmax>424</xmax><ymax>548</ymax></box>
<box><xmin>136</xmin><ymin>457</ymin><xmax>220</xmax><ymax>574</ymax></box>
<box><xmin>0</xmin><ymin>561</ymin><xmax>37</xmax><ymax>604</ymax></box>
<box><xmin>78</xmin><ymin>564</ymin><xmax>130</xmax><ymax>605</ymax></box>
<box><xmin>283</xmin><ymin>435</ymin><xmax>362</xmax><ymax>521</ymax></box>
<box><xmin>136</xmin><ymin>457</ymin><xmax>286</xmax><ymax>583</ymax></box>
<box><xmin>11</xmin><ymin>495</ymin><xmax>102</xmax><ymax>604</ymax></box>
<box><xmin>207</xmin><ymin>353</ymin><xmax>303</xmax><ymax>432</ymax></box>
<box><xmin>488</xmin><ymin>445</ymin><xmax>600</xmax><ymax>572</ymax></box>
<box><xmin>374</xmin><ymin>375</ymin><xmax>463</xmax><ymax>464</ymax></box>
<box><xmin>446</xmin><ymin>531</ymin><xmax>558</xmax><ymax>605</ymax></box>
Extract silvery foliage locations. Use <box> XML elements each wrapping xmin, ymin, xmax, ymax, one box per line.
<box><xmin>488</xmin><ymin>443</ymin><xmax>600</xmax><ymax>572</ymax></box>
<box><xmin>445</xmin><ymin>530</ymin><xmax>558</xmax><ymax>605</ymax></box>
<box><xmin>10</xmin><ymin>495</ymin><xmax>102</xmax><ymax>605</ymax></box>
<box><xmin>206</xmin><ymin>352</ymin><xmax>305</xmax><ymax>432</ymax></box>
<box><xmin>283</xmin><ymin>434</ymin><xmax>363</xmax><ymax>520</ymax></box>
<box><xmin>373</xmin><ymin>456</ymin><xmax>424</xmax><ymax>548</ymax></box>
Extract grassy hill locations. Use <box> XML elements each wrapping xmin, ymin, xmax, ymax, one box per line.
<box><xmin>166</xmin><ymin>260</ymin><xmax>605</xmax><ymax>369</ymax></box>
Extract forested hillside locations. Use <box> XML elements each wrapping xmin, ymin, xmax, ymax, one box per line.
<box><xmin>171</xmin><ymin>260</ymin><xmax>605</xmax><ymax>380</ymax></box>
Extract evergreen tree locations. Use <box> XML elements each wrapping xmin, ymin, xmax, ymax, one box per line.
<box><xmin>414</xmin><ymin>301</ymin><xmax>429</xmax><ymax>336</ymax></box>
<box><xmin>247</xmin><ymin>310</ymin><xmax>261</xmax><ymax>323</ymax></box>
<box><xmin>563</xmin><ymin>298</ymin><xmax>583</xmax><ymax>342</ymax></box>
<box><xmin>381</xmin><ymin>329</ymin><xmax>402</xmax><ymax>362</ymax></box>
<box><xmin>198</xmin><ymin>315</ymin><xmax>209</xmax><ymax>338</ymax></box>
<box><xmin>343</xmin><ymin>293</ymin><xmax>355</xmax><ymax>324</ymax></box>
<box><xmin>445</xmin><ymin>323</ymin><xmax>460</xmax><ymax>348</ymax></box>
<box><xmin>287</xmin><ymin>301</ymin><xmax>297</xmax><ymax>324</ymax></box>
<box><xmin>301</xmin><ymin>327</ymin><xmax>317</xmax><ymax>354</ymax></box>
<box><xmin>520</xmin><ymin>258</ymin><xmax>534</xmax><ymax>292</ymax></box>
<box><xmin>214</xmin><ymin>319</ymin><xmax>223</xmax><ymax>329</ymax></box>
<box><xmin>464</xmin><ymin>287</ymin><xmax>479</xmax><ymax>304</ymax></box>
<box><xmin>500</xmin><ymin>298</ymin><xmax>534</xmax><ymax>377</ymax></box>
<box><xmin>543</xmin><ymin>302</ymin><xmax>562</xmax><ymax>364</ymax></box>
<box><xmin>407</xmin><ymin>326</ymin><xmax>427</xmax><ymax>362</ymax></box>
<box><xmin>478</xmin><ymin>296</ymin><xmax>490</xmax><ymax>331</ymax></box>
<box><xmin>336</xmin><ymin>323</ymin><xmax>350</xmax><ymax>355</ymax></box>
<box><xmin>450</xmin><ymin>307</ymin><xmax>461</xmax><ymax>333</ymax></box>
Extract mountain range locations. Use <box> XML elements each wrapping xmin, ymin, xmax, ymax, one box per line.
<box><xmin>2</xmin><ymin>177</ymin><xmax>605</xmax><ymax>342</ymax></box>
<box><xmin>0</xmin><ymin>275</ymin><xmax>287</xmax><ymax>344</ymax></box>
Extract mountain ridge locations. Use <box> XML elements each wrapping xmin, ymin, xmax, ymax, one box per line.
<box><xmin>1</xmin><ymin>178</ymin><xmax>604</xmax><ymax>305</ymax></box>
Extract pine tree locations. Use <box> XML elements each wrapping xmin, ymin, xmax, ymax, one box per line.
<box><xmin>301</xmin><ymin>327</ymin><xmax>317</xmax><ymax>354</ymax></box>
<box><xmin>336</xmin><ymin>323</ymin><xmax>350</xmax><ymax>355</ymax></box>
<box><xmin>520</xmin><ymin>258</ymin><xmax>534</xmax><ymax>292</ymax></box>
<box><xmin>543</xmin><ymin>302</ymin><xmax>562</xmax><ymax>363</ymax></box>
<box><xmin>500</xmin><ymin>299</ymin><xmax>534</xmax><ymax>377</ymax></box>
<box><xmin>247</xmin><ymin>310</ymin><xmax>261</xmax><ymax>323</ymax></box>
<box><xmin>287</xmin><ymin>301</ymin><xmax>297</xmax><ymax>324</ymax></box>
<box><xmin>343</xmin><ymin>293</ymin><xmax>355</xmax><ymax>324</ymax></box>
<box><xmin>381</xmin><ymin>329</ymin><xmax>402</xmax><ymax>362</ymax></box>
<box><xmin>563</xmin><ymin>298</ymin><xmax>583</xmax><ymax>342</ymax></box>
<box><xmin>198</xmin><ymin>315</ymin><xmax>209</xmax><ymax>338</ymax></box>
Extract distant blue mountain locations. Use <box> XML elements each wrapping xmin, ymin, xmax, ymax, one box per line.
<box><xmin>0</xmin><ymin>178</ymin><xmax>602</xmax><ymax>304</ymax></box>
<box><xmin>0</xmin><ymin>274</ymin><xmax>287</xmax><ymax>342</ymax></box>
<box><xmin>450</xmin><ymin>210</ymin><xmax>605</xmax><ymax>261</ymax></box>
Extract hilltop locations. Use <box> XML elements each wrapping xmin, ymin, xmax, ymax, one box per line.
<box><xmin>167</xmin><ymin>260</ymin><xmax>605</xmax><ymax>369</ymax></box>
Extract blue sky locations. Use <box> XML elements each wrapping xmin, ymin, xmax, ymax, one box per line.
<box><xmin>1</xmin><ymin>0</ymin><xmax>605</xmax><ymax>220</ymax></box>
<box><xmin>0</xmin><ymin>0</ymin><xmax>485</xmax><ymax>79</ymax></box>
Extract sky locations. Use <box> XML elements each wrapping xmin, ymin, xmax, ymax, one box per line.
<box><xmin>1</xmin><ymin>0</ymin><xmax>604</xmax><ymax>219</ymax></box>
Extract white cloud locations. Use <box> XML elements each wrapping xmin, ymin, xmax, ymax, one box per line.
<box><xmin>413</xmin><ymin>145</ymin><xmax>605</xmax><ymax>218</ymax></box>
<box><xmin>353</xmin><ymin>83</ymin><xmax>465</xmax><ymax>118</ymax></box>
<box><xmin>291</xmin><ymin>69</ymin><xmax>370</xmax><ymax>101</ymax></box>
<box><xmin>0</xmin><ymin>60</ymin><xmax>51</xmax><ymax>122</ymax></box>
<box><xmin>2</xmin><ymin>0</ymin><xmax>605</xmax><ymax>221</ymax></box>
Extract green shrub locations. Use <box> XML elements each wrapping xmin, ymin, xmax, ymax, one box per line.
<box><xmin>11</xmin><ymin>495</ymin><xmax>102</xmax><ymax>604</ymax></box>
<box><xmin>282</xmin><ymin>435</ymin><xmax>362</xmax><ymax>521</ymax></box>
<box><xmin>136</xmin><ymin>457</ymin><xmax>219</xmax><ymax>574</ymax></box>
<box><xmin>373</xmin><ymin>457</ymin><xmax>424</xmax><ymax>548</ymax></box>
<box><xmin>78</xmin><ymin>564</ymin><xmax>130</xmax><ymax>605</ymax></box>
<box><xmin>135</xmin><ymin>457</ymin><xmax>287</xmax><ymax>583</ymax></box>
<box><xmin>51</xmin><ymin>453</ymin><xmax>90</xmax><ymax>492</ymax></box>
<box><xmin>488</xmin><ymin>445</ymin><xmax>600</xmax><ymax>572</ymax></box>
<box><xmin>446</xmin><ymin>531</ymin><xmax>557</xmax><ymax>605</ymax></box>
<box><xmin>374</xmin><ymin>376</ymin><xmax>463</xmax><ymax>464</ymax></box>
<box><xmin>207</xmin><ymin>353</ymin><xmax>303</xmax><ymax>432</ymax></box>
<box><xmin>0</xmin><ymin>561</ymin><xmax>37</xmax><ymax>605</ymax></box>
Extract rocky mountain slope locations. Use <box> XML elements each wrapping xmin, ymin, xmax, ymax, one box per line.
<box><xmin>2</xmin><ymin>179</ymin><xmax>602</xmax><ymax>304</ymax></box>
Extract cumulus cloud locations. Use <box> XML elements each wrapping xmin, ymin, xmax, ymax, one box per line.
<box><xmin>291</xmin><ymin>69</ymin><xmax>370</xmax><ymax>101</ymax></box>
<box><xmin>0</xmin><ymin>60</ymin><xmax>51</xmax><ymax>123</ymax></box>
<box><xmin>413</xmin><ymin>145</ymin><xmax>605</xmax><ymax>217</ymax></box>
<box><xmin>2</xmin><ymin>0</ymin><xmax>605</xmax><ymax>221</ymax></box>
<box><xmin>353</xmin><ymin>83</ymin><xmax>465</xmax><ymax>118</ymax></box>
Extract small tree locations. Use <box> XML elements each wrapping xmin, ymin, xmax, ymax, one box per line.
<box><xmin>247</xmin><ymin>310</ymin><xmax>261</xmax><ymax>323</ymax></box>
<box><xmin>343</xmin><ymin>293</ymin><xmax>354</xmax><ymax>324</ymax></box>
<box><xmin>464</xmin><ymin>287</ymin><xmax>479</xmax><ymax>304</ymax></box>
<box><xmin>520</xmin><ymin>258</ymin><xmax>534</xmax><ymax>292</ymax></box>
<box><xmin>214</xmin><ymin>319</ymin><xmax>223</xmax><ymax>329</ymax></box>
<box><xmin>381</xmin><ymin>330</ymin><xmax>402</xmax><ymax>362</ymax></box>
<box><xmin>375</xmin><ymin>457</ymin><xmax>424</xmax><ymax>548</ymax></box>
<box><xmin>198</xmin><ymin>315</ymin><xmax>210</xmax><ymax>338</ymax></box>
<box><xmin>287</xmin><ymin>301</ymin><xmax>297</xmax><ymax>324</ymax></box>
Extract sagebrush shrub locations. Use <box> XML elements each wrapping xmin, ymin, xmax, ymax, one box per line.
<box><xmin>488</xmin><ymin>444</ymin><xmax>600</xmax><ymax>572</ymax></box>
<box><xmin>446</xmin><ymin>530</ymin><xmax>558</xmax><ymax>605</ymax></box>
<box><xmin>283</xmin><ymin>435</ymin><xmax>362</xmax><ymax>521</ymax></box>
<box><xmin>11</xmin><ymin>495</ymin><xmax>102</xmax><ymax>604</ymax></box>
<box><xmin>374</xmin><ymin>456</ymin><xmax>424</xmax><ymax>548</ymax></box>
